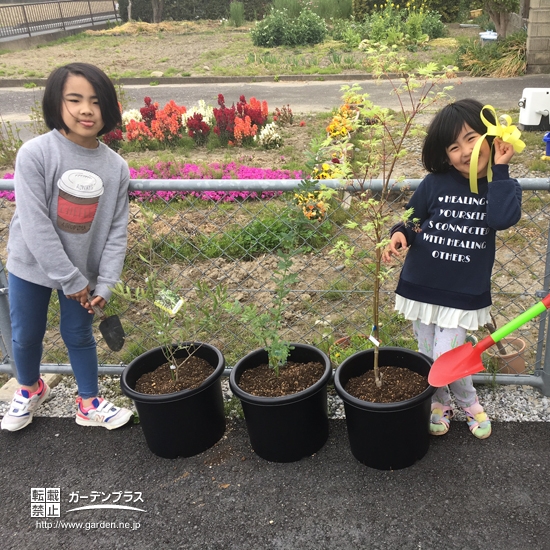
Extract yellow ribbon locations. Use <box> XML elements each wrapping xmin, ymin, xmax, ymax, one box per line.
<box><xmin>468</xmin><ymin>105</ymin><xmax>526</xmax><ymax>194</ymax></box>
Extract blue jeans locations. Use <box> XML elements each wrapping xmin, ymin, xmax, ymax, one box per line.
<box><xmin>9</xmin><ymin>273</ymin><xmax>99</xmax><ymax>399</ymax></box>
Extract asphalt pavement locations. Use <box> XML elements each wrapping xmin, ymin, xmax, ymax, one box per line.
<box><xmin>1</xmin><ymin>417</ymin><xmax>550</xmax><ymax>549</ymax></box>
<box><xmin>1</xmin><ymin>73</ymin><xmax>549</xmax><ymax>129</ymax></box>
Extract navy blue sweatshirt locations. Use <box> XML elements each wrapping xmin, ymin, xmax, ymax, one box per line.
<box><xmin>393</xmin><ymin>165</ymin><xmax>522</xmax><ymax>310</ymax></box>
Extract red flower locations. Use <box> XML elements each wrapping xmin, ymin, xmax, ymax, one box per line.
<box><xmin>299</xmin><ymin>120</ymin><xmax>306</xmax><ymax>127</ymax></box>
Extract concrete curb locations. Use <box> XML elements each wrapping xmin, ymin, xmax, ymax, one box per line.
<box><xmin>0</xmin><ymin>72</ymin><xmax>470</xmax><ymax>88</ymax></box>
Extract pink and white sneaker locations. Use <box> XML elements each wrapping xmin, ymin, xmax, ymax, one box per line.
<box><xmin>75</xmin><ymin>397</ymin><xmax>132</xmax><ymax>430</ymax></box>
<box><xmin>1</xmin><ymin>378</ymin><xmax>52</xmax><ymax>432</ymax></box>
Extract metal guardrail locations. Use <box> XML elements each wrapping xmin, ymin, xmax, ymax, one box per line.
<box><xmin>0</xmin><ymin>0</ymin><xmax>119</xmax><ymax>39</ymax></box>
<box><xmin>0</xmin><ymin>177</ymin><xmax>549</xmax><ymax>395</ymax></box>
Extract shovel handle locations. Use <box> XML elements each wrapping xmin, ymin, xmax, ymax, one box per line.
<box><xmin>87</xmin><ymin>293</ymin><xmax>106</xmax><ymax>321</ymax></box>
<box><xmin>486</xmin><ymin>293</ymin><xmax>550</xmax><ymax>345</ymax></box>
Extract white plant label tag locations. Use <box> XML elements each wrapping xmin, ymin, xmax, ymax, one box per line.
<box><xmin>369</xmin><ymin>335</ymin><xmax>380</xmax><ymax>347</ymax></box>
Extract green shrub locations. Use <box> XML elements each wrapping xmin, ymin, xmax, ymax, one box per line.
<box><xmin>473</xmin><ymin>12</ymin><xmax>496</xmax><ymax>32</ymax></box>
<box><xmin>229</xmin><ymin>1</ymin><xmax>245</xmax><ymax>26</ymax></box>
<box><xmin>251</xmin><ymin>8</ymin><xmax>327</xmax><ymax>47</ymax></box>
<box><xmin>421</xmin><ymin>11</ymin><xmax>447</xmax><ymax>39</ymax></box>
<box><xmin>251</xmin><ymin>9</ymin><xmax>289</xmax><ymax>47</ymax></box>
<box><xmin>295</xmin><ymin>10</ymin><xmax>328</xmax><ymax>45</ymax></box>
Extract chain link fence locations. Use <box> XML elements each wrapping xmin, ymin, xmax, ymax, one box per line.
<box><xmin>1</xmin><ymin>177</ymin><xmax>550</xmax><ymax>392</ymax></box>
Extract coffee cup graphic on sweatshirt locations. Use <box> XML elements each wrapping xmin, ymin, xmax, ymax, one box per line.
<box><xmin>57</xmin><ymin>169</ymin><xmax>104</xmax><ymax>233</ymax></box>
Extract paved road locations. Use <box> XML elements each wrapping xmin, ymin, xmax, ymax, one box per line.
<box><xmin>1</xmin><ymin>73</ymin><xmax>549</xmax><ymax>128</ymax></box>
<box><xmin>1</xmin><ymin>418</ymin><xmax>550</xmax><ymax>549</ymax></box>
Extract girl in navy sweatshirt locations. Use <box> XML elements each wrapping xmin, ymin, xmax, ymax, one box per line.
<box><xmin>383</xmin><ymin>99</ymin><xmax>522</xmax><ymax>439</ymax></box>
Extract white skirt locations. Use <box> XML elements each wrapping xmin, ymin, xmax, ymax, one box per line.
<box><xmin>395</xmin><ymin>295</ymin><xmax>491</xmax><ymax>331</ymax></box>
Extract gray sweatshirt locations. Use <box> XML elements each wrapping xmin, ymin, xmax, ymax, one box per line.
<box><xmin>7</xmin><ymin>130</ymin><xmax>130</xmax><ymax>301</ymax></box>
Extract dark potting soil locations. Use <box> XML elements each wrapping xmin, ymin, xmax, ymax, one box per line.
<box><xmin>135</xmin><ymin>356</ymin><xmax>214</xmax><ymax>395</ymax></box>
<box><xmin>238</xmin><ymin>360</ymin><xmax>325</xmax><ymax>398</ymax></box>
<box><xmin>345</xmin><ymin>366</ymin><xmax>428</xmax><ymax>403</ymax></box>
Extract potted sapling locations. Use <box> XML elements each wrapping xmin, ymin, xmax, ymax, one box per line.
<box><xmin>328</xmin><ymin>64</ymin><xmax>456</xmax><ymax>469</ymax></box>
<box><xmin>226</xmin><ymin>248</ymin><xmax>332</xmax><ymax>462</ymax></box>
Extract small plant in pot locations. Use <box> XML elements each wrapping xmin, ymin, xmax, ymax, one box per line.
<box><xmin>117</xmin><ymin>277</ymin><xmax>228</xmax><ymax>459</ymax></box>
<box><xmin>328</xmin><ymin>63</ymin><xmax>456</xmax><ymax>469</ymax></box>
<box><xmin>225</xmin><ymin>248</ymin><xmax>332</xmax><ymax>463</ymax></box>
<box><xmin>116</xmin><ymin>207</ymin><xmax>228</xmax><ymax>458</ymax></box>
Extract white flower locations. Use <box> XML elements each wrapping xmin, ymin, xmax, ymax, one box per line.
<box><xmin>255</xmin><ymin>122</ymin><xmax>283</xmax><ymax>150</ymax></box>
<box><xmin>182</xmin><ymin>99</ymin><xmax>215</xmax><ymax>128</ymax></box>
<box><xmin>121</xmin><ymin>109</ymin><xmax>142</xmax><ymax>126</ymax></box>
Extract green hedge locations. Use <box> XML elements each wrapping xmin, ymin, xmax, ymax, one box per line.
<box><xmin>118</xmin><ymin>0</ymin><xmax>271</xmax><ymax>23</ymax></box>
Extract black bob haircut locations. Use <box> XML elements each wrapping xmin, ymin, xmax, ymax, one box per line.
<box><xmin>422</xmin><ymin>98</ymin><xmax>497</xmax><ymax>174</ymax></box>
<box><xmin>42</xmin><ymin>63</ymin><xmax>121</xmax><ymax>137</ymax></box>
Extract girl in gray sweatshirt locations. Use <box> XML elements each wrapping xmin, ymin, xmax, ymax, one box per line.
<box><xmin>1</xmin><ymin>63</ymin><xmax>133</xmax><ymax>432</ymax></box>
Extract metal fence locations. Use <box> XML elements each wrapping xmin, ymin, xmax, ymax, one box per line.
<box><xmin>0</xmin><ymin>0</ymin><xmax>119</xmax><ymax>39</ymax></box>
<box><xmin>1</xmin><ymin>177</ymin><xmax>550</xmax><ymax>394</ymax></box>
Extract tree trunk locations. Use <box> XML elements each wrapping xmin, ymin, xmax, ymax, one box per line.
<box><xmin>127</xmin><ymin>0</ymin><xmax>132</xmax><ymax>22</ymax></box>
<box><xmin>486</xmin><ymin>6</ymin><xmax>511</xmax><ymax>37</ymax></box>
<box><xmin>151</xmin><ymin>0</ymin><xmax>164</xmax><ymax>23</ymax></box>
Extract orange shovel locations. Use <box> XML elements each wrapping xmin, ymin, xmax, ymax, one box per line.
<box><xmin>428</xmin><ymin>293</ymin><xmax>550</xmax><ymax>387</ymax></box>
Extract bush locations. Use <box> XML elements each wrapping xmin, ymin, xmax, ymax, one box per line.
<box><xmin>229</xmin><ymin>1</ymin><xmax>245</xmax><ymax>26</ymax></box>
<box><xmin>251</xmin><ymin>9</ymin><xmax>288</xmax><ymax>47</ymax></box>
<box><xmin>421</xmin><ymin>11</ymin><xmax>447</xmax><ymax>39</ymax></box>
<box><xmin>295</xmin><ymin>10</ymin><xmax>328</xmax><ymax>45</ymax></box>
<box><xmin>251</xmin><ymin>8</ymin><xmax>327</xmax><ymax>47</ymax></box>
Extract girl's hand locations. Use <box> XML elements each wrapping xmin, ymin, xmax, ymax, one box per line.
<box><xmin>493</xmin><ymin>137</ymin><xmax>515</xmax><ymax>165</ymax></box>
<box><xmin>67</xmin><ymin>286</ymin><xmax>90</xmax><ymax>307</ymax></box>
<box><xmin>382</xmin><ymin>232</ymin><xmax>408</xmax><ymax>263</ymax></box>
<box><xmin>84</xmin><ymin>294</ymin><xmax>106</xmax><ymax>315</ymax></box>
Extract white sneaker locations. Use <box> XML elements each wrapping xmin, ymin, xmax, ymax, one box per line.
<box><xmin>75</xmin><ymin>397</ymin><xmax>132</xmax><ymax>430</ymax></box>
<box><xmin>1</xmin><ymin>379</ymin><xmax>52</xmax><ymax>432</ymax></box>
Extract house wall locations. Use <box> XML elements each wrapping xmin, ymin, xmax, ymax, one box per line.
<box><xmin>526</xmin><ymin>0</ymin><xmax>550</xmax><ymax>74</ymax></box>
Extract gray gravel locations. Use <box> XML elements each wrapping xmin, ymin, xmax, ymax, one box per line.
<box><xmin>2</xmin><ymin>375</ymin><xmax>550</xmax><ymax>423</ymax></box>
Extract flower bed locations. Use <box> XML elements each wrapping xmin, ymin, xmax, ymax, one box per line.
<box><xmin>128</xmin><ymin>161</ymin><xmax>302</xmax><ymax>203</ymax></box>
<box><xmin>1</xmin><ymin>163</ymin><xmax>303</xmax><ymax>204</ymax></box>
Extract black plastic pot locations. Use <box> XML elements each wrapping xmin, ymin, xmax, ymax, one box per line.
<box><xmin>229</xmin><ymin>343</ymin><xmax>332</xmax><ymax>463</ymax></box>
<box><xmin>334</xmin><ymin>347</ymin><xmax>436</xmax><ymax>470</ymax></box>
<box><xmin>121</xmin><ymin>342</ymin><xmax>225</xmax><ymax>459</ymax></box>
